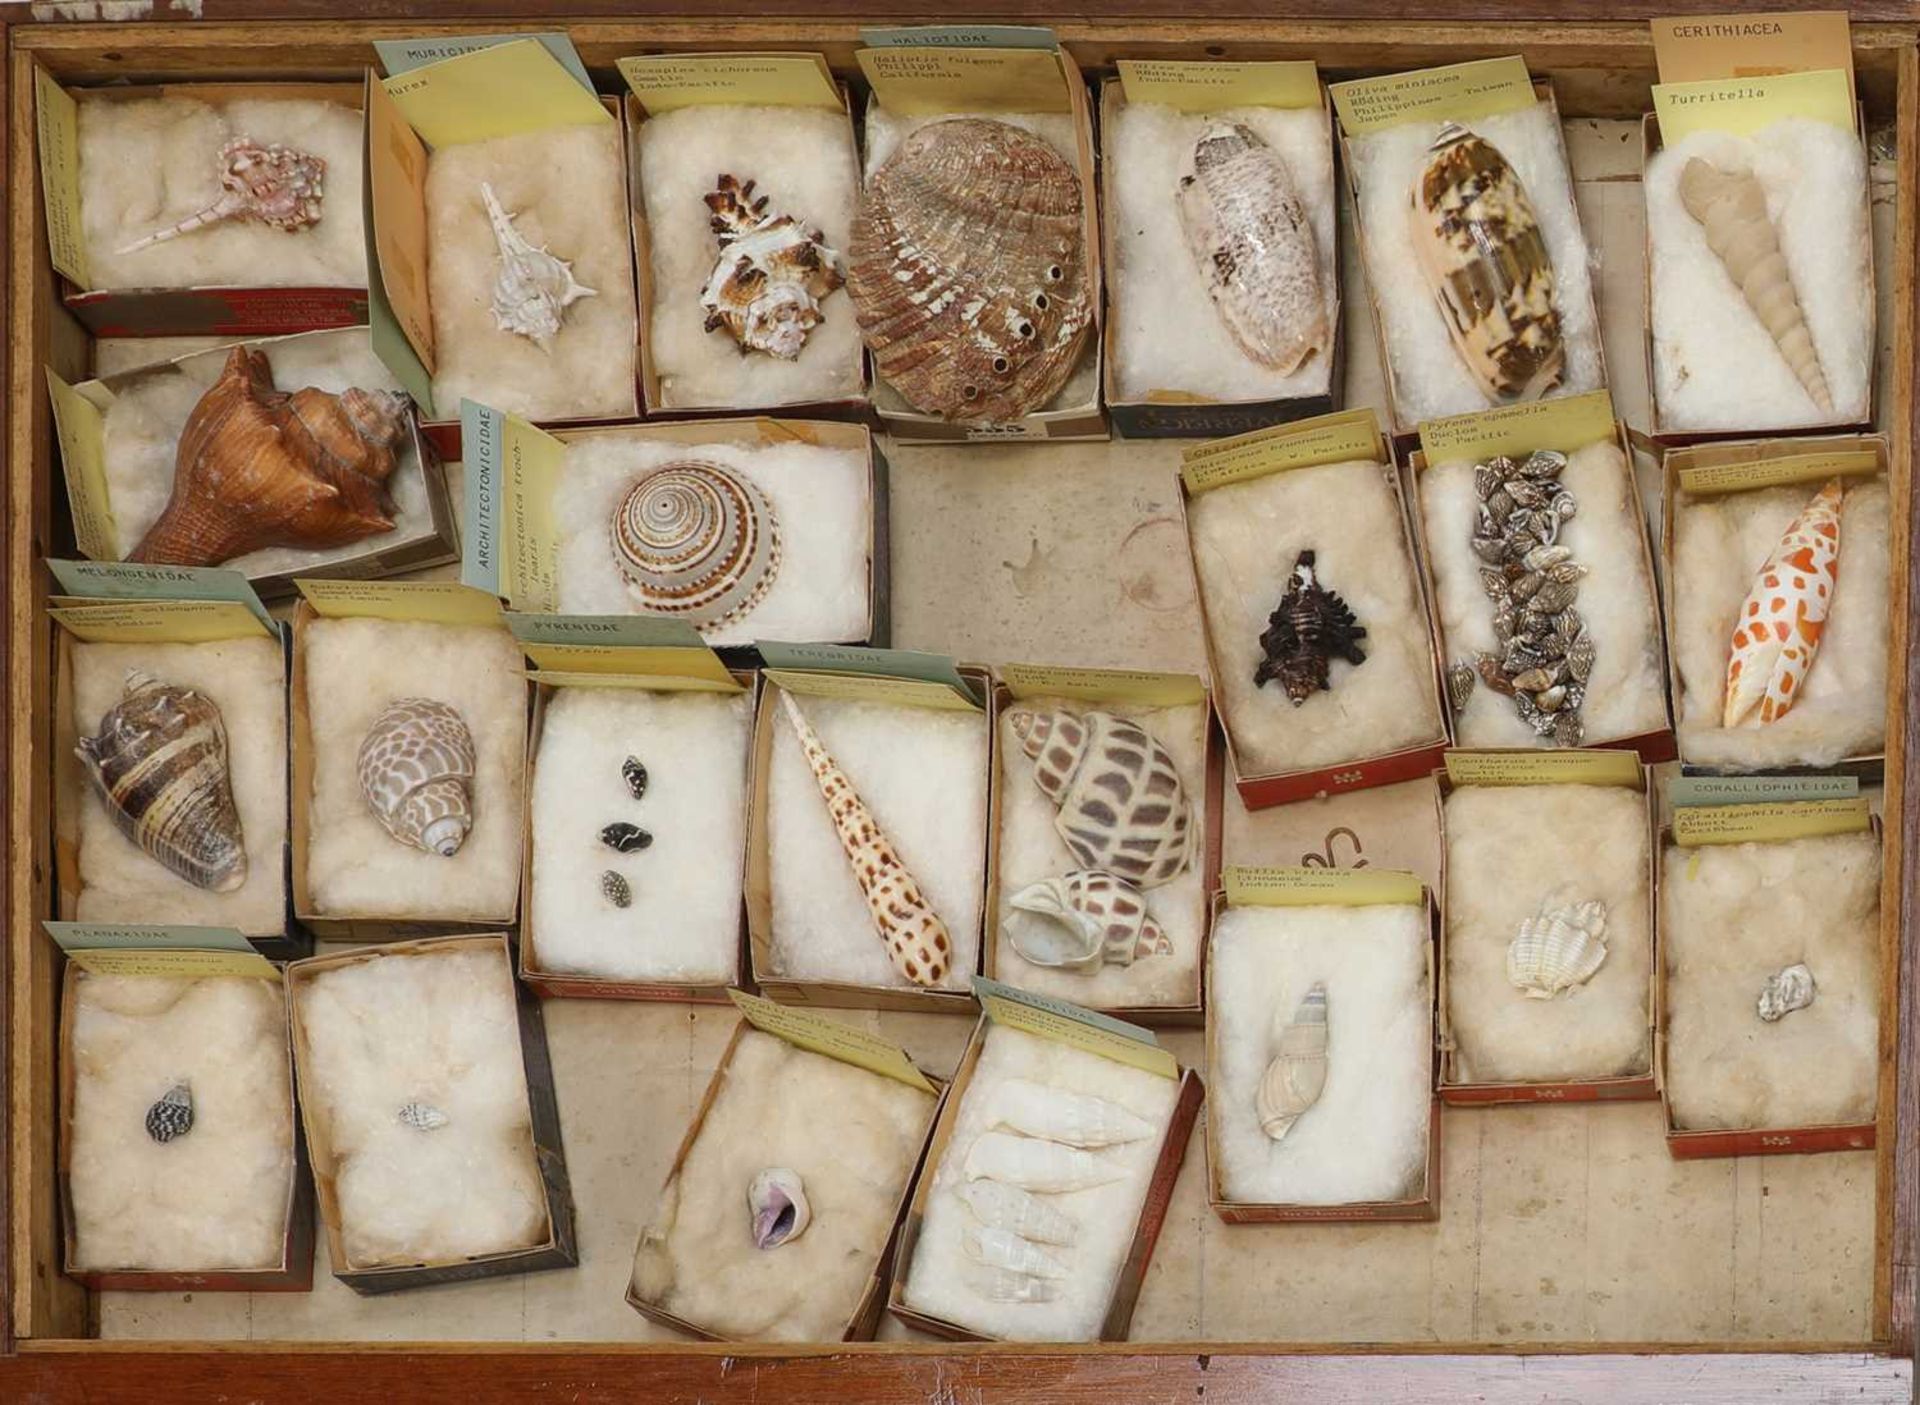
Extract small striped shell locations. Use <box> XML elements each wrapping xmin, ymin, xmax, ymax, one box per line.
<box><xmin>76</xmin><ymin>671</ymin><xmax>247</xmax><ymax>892</ymax></box>
<box><xmin>610</xmin><ymin>460</ymin><xmax>780</xmax><ymax>633</ymax></box>
<box><xmin>1004</xmin><ymin>869</ymin><xmax>1170</xmax><ymax>972</ymax></box>
<box><xmin>357</xmin><ymin>698</ymin><xmax>475</xmax><ymax>857</ymax></box>
<box><xmin>1009</xmin><ymin>709</ymin><xmax>1192</xmax><ymax>888</ymax></box>
<box><xmin>1256</xmin><ymin>982</ymin><xmax>1328</xmax><ymax>1141</ymax></box>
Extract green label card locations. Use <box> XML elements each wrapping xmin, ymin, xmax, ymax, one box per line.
<box><xmin>45</xmin><ymin>922</ymin><xmax>278</xmax><ymax>980</ymax></box>
<box><xmin>757</xmin><ymin>641</ymin><xmax>980</xmax><ymax>707</ymax></box>
<box><xmin>973</xmin><ymin>976</ymin><xmax>1178</xmax><ymax>1080</ymax></box>
<box><xmin>375</xmin><ymin>32</ymin><xmax>595</xmax><ymax>92</ymax></box>
<box><xmin>1667</xmin><ymin>774</ymin><xmax>1860</xmax><ymax>807</ymax></box>
<box><xmin>48</xmin><ymin>558</ymin><xmax>274</xmax><ymax>631</ymax></box>
<box><xmin>860</xmin><ymin>24</ymin><xmax>1057</xmax><ymax>49</ymax></box>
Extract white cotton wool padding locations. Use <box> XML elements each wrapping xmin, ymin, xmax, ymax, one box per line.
<box><xmin>98</xmin><ymin>330</ymin><xmax>436</xmax><ymax>575</ymax></box>
<box><xmin>1211</xmin><ymin>903</ymin><xmax>1432</xmax><ymax>1205</ymax></box>
<box><xmin>1671</xmin><ymin>478</ymin><xmax>1888</xmax><ymax>769</ymax></box>
<box><xmin>68</xmin><ymin>973</ymin><xmax>293</xmax><ymax>1272</ymax></box>
<box><xmin>424</xmin><ymin>123</ymin><xmax>638</xmax><ymax>422</ymax></box>
<box><xmin>553</xmin><ymin>431</ymin><xmax>871</xmax><ymax>646</ymax></box>
<box><xmin>70</xmin><ymin>637</ymin><xmax>287</xmax><ymax>937</ymax></box>
<box><xmin>630</xmin><ymin>1029</ymin><xmax>936</xmax><ymax>1340</ymax></box>
<box><xmin>901</xmin><ymin>1024</ymin><xmax>1181</xmax><ymax>1342</ymax></box>
<box><xmin>1420</xmin><ymin>441</ymin><xmax>1668</xmax><ymax>747</ymax></box>
<box><xmin>294</xmin><ymin>945</ymin><xmax>549</xmax><ymax>1268</ymax></box>
<box><xmin>1648</xmin><ymin>120</ymin><xmax>1872</xmax><ymax>432</ymax></box>
<box><xmin>637</xmin><ymin>104</ymin><xmax>864</xmax><ymax>410</ymax></box>
<box><xmin>1347</xmin><ymin>103</ymin><xmax>1602</xmax><ymax>425</ymax></box>
<box><xmin>530</xmin><ymin>687</ymin><xmax>750</xmax><ymax>984</ymax></box>
<box><xmin>1188</xmin><ymin>459</ymin><xmax>1445</xmax><ymax>777</ymax></box>
<box><xmin>993</xmin><ymin>698</ymin><xmax>1208</xmax><ymax>1008</ymax></box>
<box><xmin>78</xmin><ymin>95</ymin><xmax>366</xmax><ymax>292</ymax></box>
<box><xmin>1662</xmin><ymin>831</ymin><xmax>1880</xmax><ymax>1132</ymax></box>
<box><xmin>765</xmin><ymin>691</ymin><xmax>988</xmax><ymax>992</ymax></box>
<box><xmin>302</xmin><ymin>618</ymin><xmax>525</xmax><ymax>920</ymax></box>
<box><xmin>1443</xmin><ymin>784</ymin><xmax>1653</xmax><ymax>1084</ymax></box>
<box><xmin>1108</xmin><ymin>101</ymin><xmax>1337</xmax><ymax>402</ymax></box>
<box><xmin>862</xmin><ymin>104</ymin><xmax>1100</xmax><ymax>418</ymax></box>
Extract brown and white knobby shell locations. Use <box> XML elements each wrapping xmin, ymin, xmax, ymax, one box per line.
<box><xmin>357</xmin><ymin>698</ymin><xmax>476</xmax><ymax>857</ymax></box>
<box><xmin>1009</xmin><ymin>709</ymin><xmax>1192</xmax><ymax>889</ymax></box>
<box><xmin>610</xmin><ymin>459</ymin><xmax>781</xmax><ymax>633</ymax></box>
<box><xmin>76</xmin><ymin>671</ymin><xmax>247</xmax><ymax>892</ymax></box>
<box><xmin>847</xmin><ymin>117</ymin><xmax>1092</xmax><ymax>424</ymax></box>
<box><xmin>1004</xmin><ymin>870</ymin><xmax>1171</xmax><ymax>972</ymax></box>
<box><xmin>701</xmin><ymin>173</ymin><xmax>845</xmax><ymax>360</ymax></box>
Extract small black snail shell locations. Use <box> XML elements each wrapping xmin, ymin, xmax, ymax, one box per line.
<box><xmin>601</xmin><ymin>822</ymin><xmax>653</xmax><ymax>853</ymax></box>
<box><xmin>622</xmin><ymin>756</ymin><xmax>648</xmax><ymax>801</ymax></box>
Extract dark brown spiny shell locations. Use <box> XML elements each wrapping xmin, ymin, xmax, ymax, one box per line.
<box><xmin>1254</xmin><ymin>550</ymin><xmax>1368</xmax><ymax>705</ymax></box>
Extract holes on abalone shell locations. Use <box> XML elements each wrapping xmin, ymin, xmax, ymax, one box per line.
<box><xmin>1033</xmin><ymin>292</ymin><xmax>1049</xmax><ymax>311</ymax></box>
<box><xmin>1046</xmin><ymin>265</ymin><xmax>1063</xmax><ymax>282</ymax></box>
<box><xmin>1016</xmin><ymin>321</ymin><xmax>1034</xmax><ymax>339</ymax></box>
<box><xmin>992</xmin><ymin>356</ymin><xmax>1010</xmax><ymax>373</ymax></box>
<box><xmin>962</xmin><ymin>384</ymin><xmax>981</xmax><ymax>400</ymax></box>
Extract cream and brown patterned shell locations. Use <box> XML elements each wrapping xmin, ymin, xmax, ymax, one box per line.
<box><xmin>357</xmin><ymin>697</ymin><xmax>475</xmax><ymax>857</ymax></box>
<box><xmin>1004</xmin><ymin>870</ymin><xmax>1171</xmax><ymax>971</ymax></box>
<box><xmin>847</xmin><ymin>117</ymin><xmax>1092</xmax><ymax>425</ymax></box>
<box><xmin>611</xmin><ymin>459</ymin><xmax>780</xmax><ymax>633</ymax></box>
<box><xmin>1009</xmin><ymin>709</ymin><xmax>1192</xmax><ymax>889</ymax></box>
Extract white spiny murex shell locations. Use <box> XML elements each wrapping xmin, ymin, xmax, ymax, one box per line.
<box><xmin>357</xmin><ymin>697</ymin><xmax>476</xmax><ymax>857</ymax></box>
<box><xmin>955</xmin><ymin>1178</ymin><xmax>1079</xmax><ymax>1246</ymax></box>
<box><xmin>1176</xmin><ymin>122</ymin><xmax>1330</xmax><ymax>372</ymax></box>
<box><xmin>481</xmin><ymin>181</ymin><xmax>596</xmax><ymax>347</ymax></box>
<box><xmin>610</xmin><ymin>459</ymin><xmax>781</xmax><ymax>632</ymax></box>
<box><xmin>1004</xmin><ymin>869</ymin><xmax>1171</xmax><ymax>972</ymax></box>
<box><xmin>1256</xmin><ymin>982</ymin><xmax>1328</xmax><ymax>1142</ymax></box>
<box><xmin>77</xmin><ymin>671</ymin><xmax>247</xmax><ymax>892</ymax></box>
<box><xmin>1505</xmin><ymin>898</ymin><xmax>1608</xmax><ymax>999</ymax></box>
<box><xmin>397</xmin><ymin>1101</ymin><xmax>449</xmax><ymax>1132</ymax></box>
<box><xmin>961</xmin><ymin>1223</ymin><xmax>1069</xmax><ymax>1280</ymax></box>
<box><xmin>968</xmin><ymin>1264</ymin><xmax>1059</xmax><ymax>1303</ymax></box>
<box><xmin>1009</xmin><ymin>709</ymin><xmax>1192</xmax><ymax>889</ymax></box>
<box><xmin>1757</xmin><ymin>962</ymin><xmax>1817</xmax><ymax>1023</ymax></box>
<box><xmin>847</xmin><ymin>117</ymin><xmax>1092</xmax><ymax>424</ymax></box>
<box><xmin>963</xmin><ymin>1131</ymin><xmax>1124</xmax><ymax>1194</ymax></box>
<box><xmin>701</xmin><ymin>173</ymin><xmax>845</xmax><ymax>360</ymax></box>
<box><xmin>984</xmin><ymin>1079</ymin><xmax>1154</xmax><ymax>1149</ymax></box>
<box><xmin>747</xmin><ymin>1167</ymin><xmax>812</xmax><ymax>1249</ymax></box>
<box><xmin>117</xmin><ymin>136</ymin><xmax>326</xmax><ymax>256</ymax></box>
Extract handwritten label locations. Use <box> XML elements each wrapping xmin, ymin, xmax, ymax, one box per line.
<box><xmin>44</xmin><ymin>369</ymin><xmax>115</xmax><ymax>559</ymax></box>
<box><xmin>1671</xmin><ymin>797</ymin><xmax>1871</xmax><ymax>846</ymax></box>
<box><xmin>460</xmin><ymin>400</ymin><xmax>560</xmax><ymax>611</ymax></box>
<box><xmin>34</xmin><ymin>67</ymin><xmax>88</xmax><ymax>288</ymax></box>
<box><xmin>858</xmin><ymin>47</ymin><xmax>1071</xmax><ymax>116</ymax></box>
<box><xmin>1330</xmin><ymin>56</ymin><xmax>1535</xmax><ymax>136</ymax></box>
<box><xmin>1651</xmin><ymin>69</ymin><xmax>1853</xmax><ymax>142</ymax></box>
<box><xmin>999</xmin><ymin>663</ymin><xmax>1204</xmax><ymax>707</ymax></box>
<box><xmin>47</xmin><ymin>921</ymin><xmax>278</xmax><ymax>979</ymax></box>
<box><xmin>861</xmin><ymin>25</ymin><xmax>1056</xmax><ymax>49</ymax></box>
<box><xmin>382</xmin><ymin>37</ymin><xmax>612</xmax><ymax>148</ymax></box>
<box><xmin>376</xmin><ymin>32</ymin><xmax>596</xmax><ymax>92</ymax></box>
<box><xmin>1417</xmin><ymin>390</ymin><xmax>1617</xmax><ymax>466</ymax></box>
<box><xmin>1667</xmin><ymin>774</ymin><xmax>1858</xmax><ymax>806</ymax></box>
<box><xmin>1224</xmin><ymin>865</ymin><xmax>1424</xmax><ymax>907</ymax></box>
<box><xmin>1651</xmin><ymin>11</ymin><xmax>1854</xmax><ymax>106</ymax></box>
<box><xmin>617</xmin><ymin>52</ymin><xmax>843</xmax><ymax>113</ymax></box>
<box><xmin>765</xmin><ymin>669</ymin><xmax>980</xmax><ymax>713</ymax></box>
<box><xmin>48</xmin><ymin>558</ymin><xmax>273</xmax><ymax>630</ymax></box>
<box><xmin>296</xmin><ymin>577</ymin><xmax>504</xmax><ymax>626</ymax></box>
<box><xmin>973</xmin><ymin>977</ymin><xmax>1178</xmax><ymax>1080</ymax></box>
<box><xmin>1117</xmin><ymin>59</ymin><xmax>1321</xmax><ymax>113</ymax></box>
<box><xmin>509</xmin><ymin>612</ymin><xmax>741</xmax><ymax>688</ymax></box>
<box><xmin>367</xmin><ymin>77</ymin><xmax>437</xmax><ymax>381</ymax></box>
<box><xmin>50</xmin><ymin>598</ymin><xmax>273</xmax><ymax>644</ymax></box>
<box><xmin>1675</xmin><ymin>447</ymin><xmax>1880</xmax><ymax>496</ymax></box>
<box><xmin>729</xmin><ymin>990</ymin><xmax>936</xmax><ymax>1093</ymax></box>
<box><xmin>1443</xmin><ymin>748</ymin><xmax>1643</xmax><ymax>788</ymax></box>
<box><xmin>758</xmin><ymin>641</ymin><xmax>979</xmax><ymax>706</ymax></box>
<box><xmin>1181</xmin><ymin>407</ymin><xmax>1382</xmax><ymax>493</ymax></box>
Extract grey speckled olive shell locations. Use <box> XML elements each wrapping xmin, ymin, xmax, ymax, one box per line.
<box><xmin>357</xmin><ymin>698</ymin><xmax>476</xmax><ymax>857</ymax></box>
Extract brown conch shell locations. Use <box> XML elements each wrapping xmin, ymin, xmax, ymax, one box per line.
<box><xmin>1409</xmin><ymin>124</ymin><xmax>1565</xmax><ymax>403</ymax></box>
<box><xmin>357</xmin><ymin>698</ymin><xmax>476</xmax><ymax>857</ymax></box>
<box><xmin>76</xmin><ymin>671</ymin><xmax>247</xmax><ymax>892</ymax></box>
<box><xmin>128</xmin><ymin>347</ymin><xmax>408</xmax><ymax>567</ymax></box>
<box><xmin>847</xmin><ymin>117</ymin><xmax>1092</xmax><ymax>424</ymax></box>
<box><xmin>1009</xmin><ymin>708</ymin><xmax>1192</xmax><ymax>889</ymax></box>
<box><xmin>117</xmin><ymin>137</ymin><xmax>326</xmax><ymax>257</ymax></box>
<box><xmin>701</xmin><ymin>173</ymin><xmax>845</xmax><ymax>360</ymax></box>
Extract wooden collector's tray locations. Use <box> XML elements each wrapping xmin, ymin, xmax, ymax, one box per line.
<box><xmin>4</xmin><ymin>3</ymin><xmax>1918</xmax><ymax>1401</ymax></box>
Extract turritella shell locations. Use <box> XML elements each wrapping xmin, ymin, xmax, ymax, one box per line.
<box><xmin>357</xmin><ymin>698</ymin><xmax>476</xmax><ymax>857</ymax></box>
<box><xmin>963</xmin><ymin>1131</ymin><xmax>1124</xmax><ymax>1193</ymax></box>
<box><xmin>962</xmin><ymin>1223</ymin><xmax>1069</xmax><ymax>1281</ymax></box>
<box><xmin>77</xmin><ymin>671</ymin><xmax>247</xmax><ymax>892</ymax></box>
<box><xmin>1758</xmin><ymin>962</ymin><xmax>1817</xmax><ymax>1022</ymax></box>
<box><xmin>778</xmin><ymin>689</ymin><xmax>952</xmax><ymax>987</ymax></box>
<box><xmin>128</xmin><ymin>346</ymin><xmax>408</xmax><ymax>567</ymax></box>
<box><xmin>984</xmin><ymin>1079</ymin><xmax>1154</xmax><ymax>1149</ymax></box>
<box><xmin>1723</xmin><ymin>478</ymin><xmax>1842</xmax><ymax>728</ymax></box>
<box><xmin>482</xmin><ymin>181</ymin><xmax>596</xmax><ymax>347</ymax></box>
<box><xmin>701</xmin><ymin>173</ymin><xmax>845</xmax><ymax>360</ymax></box>
<box><xmin>1254</xmin><ymin>549</ymin><xmax>1368</xmax><ymax>705</ymax></box>
<box><xmin>117</xmin><ymin>137</ymin><xmax>325</xmax><ymax>256</ymax></box>
<box><xmin>955</xmin><ymin>1178</ymin><xmax>1078</xmax><ymax>1246</ymax></box>
<box><xmin>968</xmin><ymin>1265</ymin><xmax>1058</xmax><ymax>1303</ymax></box>
<box><xmin>1177</xmin><ymin>122</ymin><xmax>1330</xmax><ymax>372</ymax></box>
<box><xmin>1410</xmin><ymin>123</ymin><xmax>1565</xmax><ymax>403</ymax></box>
<box><xmin>610</xmin><ymin>460</ymin><xmax>780</xmax><ymax>633</ymax></box>
<box><xmin>1009</xmin><ymin>709</ymin><xmax>1192</xmax><ymax>889</ymax></box>
<box><xmin>1506</xmin><ymin>898</ymin><xmax>1608</xmax><ymax>999</ymax></box>
<box><xmin>848</xmin><ymin>118</ymin><xmax>1092</xmax><ymax>424</ymax></box>
<box><xmin>145</xmin><ymin>1082</ymin><xmax>194</xmax><ymax>1143</ymax></box>
<box><xmin>1256</xmin><ymin>983</ymin><xmax>1328</xmax><ymax>1142</ymax></box>
<box><xmin>1004</xmin><ymin>869</ymin><xmax>1171</xmax><ymax>973</ymax></box>
<box><xmin>748</xmin><ymin>1167</ymin><xmax>811</xmax><ymax>1249</ymax></box>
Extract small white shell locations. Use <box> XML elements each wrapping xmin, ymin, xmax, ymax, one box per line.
<box><xmin>955</xmin><ymin>1178</ymin><xmax>1078</xmax><ymax>1246</ymax></box>
<box><xmin>1256</xmin><ymin>983</ymin><xmax>1328</xmax><ymax>1142</ymax></box>
<box><xmin>962</xmin><ymin>1223</ymin><xmax>1069</xmax><ymax>1280</ymax></box>
<box><xmin>1758</xmin><ymin>963</ymin><xmax>1817</xmax><ymax>1023</ymax></box>
<box><xmin>397</xmin><ymin>1101</ymin><xmax>449</xmax><ymax>1132</ymax></box>
<box><xmin>747</xmin><ymin>1167</ymin><xmax>811</xmax><ymax>1249</ymax></box>
<box><xmin>1004</xmin><ymin>870</ymin><xmax>1171</xmax><ymax>972</ymax></box>
<box><xmin>963</xmin><ymin>1132</ymin><xmax>1123</xmax><ymax>1194</ymax></box>
<box><xmin>482</xmin><ymin>181</ymin><xmax>596</xmax><ymax>346</ymax></box>
<box><xmin>967</xmin><ymin>1264</ymin><xmax>1058</xmax><ymax>1303</ymax></box>
<box><xmin>1506</xmin><ymin>898</ymin><xmax>1608</xmax><ymax>999</ymax></box>
<box><xmin>984</xmin><ymin>1079</ymin><xmax>1154</xmax><ymax>1149</ymax></box>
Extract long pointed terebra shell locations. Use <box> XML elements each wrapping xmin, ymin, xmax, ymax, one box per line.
<box><xmin>701</xmin><ymin>173</ymin><xmax>845</xmax><ymax>360</ymax></box>
<box><xmin>984</xmin><ymin>1079</ymin><xmax>1154</xmax><ymax>1149</ymax></box>
<box><xmin>1004</xmin><ymin>869</ymin><xmax>1170</xmax><ymax>973</ymax></box>
<box><xmin>1758</xmin><ymin>962</ymin><xmax>1817</xmax><ymax>1022</ymax></box>
<box><xmin>1255</xmin><ymin>549</ymin><xmax>1368</xmax><ymax>704</ymax></box>
<box><xmin>955</xmin><ymin>1178</ymin><xmax>1079</xmax><ymax>1246</ymax></box>
<box><xmin>1256</xmin><ymin>983</ymin><xmax>1328</xmax><ymax>1142</ymax></box>
<box><xmin>610</xmin><ymin>460</ymin><xmax>780</xmax><ymax>632</ymax></box>
<box><xmin>778</xmin><ymin>690</ymin><xmax>951</xmax><ymax>987</ymax></box>
<box><xmin>1723</xmin><ymin>478</ymin><xmax>1843</xmax><ymax>728</ymax></box>
<box><xmin>1678</xmin><ymin>159</ymin><xmax>1833</xmax><ymax>415</ymax></box>
<box><xmin>1177</xmin><ymin>122</ymin><xmax>1330</xmax><ymax>373</ymax></box>
<box><xmin>963</xmin><ymin>1132</ymin><xmax>1124</xmax><ymax>1193</ymax></box>
<box><xmin>145</xmin><ymin>1082</ymin><xmax>194</xmax><ymax>1143</ymax></box>
<box><xmin>357</xmin><ymin>698</ymin><xmax>476</xmax><ymax>857</ymax></box>
<box><xmin>961</xmin><ymin>1223</ymin><xmax>1069</xmax><ymax>1280</ymax></box>
<box><xmin>1409</xmin><ymin>124</ymin><xmax>1564</xmax><ymax>403</ymax></box>
<box><xmin>117</xmin><ymin>137</ymin><xmax>326</xmax><ymax>256</ymax></box>
<box><xmin>1506</xmin><ymin>898</ymin><xmax>1608</xmax><ymax>999</ymax></box>
<box><xmin>848</xmin><ymin>118</ymin><xmax>1092</xmax><ymax>424</ymax></box>
<box><xmin>482</xmin><ymin>181</ymin><xmax>596</xmax><ymax>347</ymax></box>
<box><xmin>77</xmin><ymin>671</ymin><xmax>247</xmax><ymax>892</ymax></box>
<box><xmin>747</xmin><ymin>1167</ymin><xmax>812</xmax><ymax>1249</ymax></box>
<box><xmin>1009</xmin><ymin>709</ymin><xmax>1192</xmax><ymax>889</ymax></box>
<box><xmin>967</xmin><ymin>1264</ymin><xmax>1058</xmax><ymax>1303</ymax></box>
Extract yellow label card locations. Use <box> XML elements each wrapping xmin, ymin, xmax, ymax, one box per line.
<box><xmin>618</xmin><ymin>52</ymin><xmax>843</xmax><ymax>114</ymax></box>
<box><xmin>1117</xmin><ymin>59</ymin><xmax>1321</xmax><ymax>113</ymax></box>
<box><xmin>35</xmin><ymin>67</ymin><xmax>88</xmax><ymax>288</ymax></box>
<box><xmin>45</xmin><ymin>369</ymin><xmax>116</xmax><ymax>560</ymax></box>
<box><xmin>765</xmin><ymin>669</ymin><xmax>981</xmax><ymax>713</ymax></box>
<box><xmin>383</xmin><ymin>37</ymin><xmax>612</xmax><ymax>148</ymax></box>
<box><xmin>1651</xmin><ymin>69</ymin><xmax>1854</xmax><ymax>142</ymax></box>
<box><xmin>527</xmin><ymin>668</ymin><xmax>744</xmax><ymax>695</ymax></box>
<box><xmin>1418</xmin><ymin>390</ymin><xmax>1617</xmax><ymax>467</ymax></box>
<box><xmin>510</xmin><ymin>612</ymin><xmax>742</xmax><ymax>689</ymax></box>
<box><xmin>51</xmin><ymin>599</ymin><xmax>273</xmax><ymax>644</ymax></box>
<box><xmin>367</xmin><ymin>76</ymin><xmax>437</xmax><ymax>376</ymax></box>
<box><xmin>1651</xmin><ymin>11</ymin><xmax>1854</xmax><ymax>103</ymax></box>
<box><xmin>296</xmin><ymin>577</ymin><xmax>504</xmax><ymax>626</ymax></box>
<box><xmin>1000</xmin><ymin>663</ymin><xmax>1205</xmax><ymax>707</ymax></box>
<box><xmin>461</xmin><ymin>403</ymin><xmax>561</xmax><ymax>612</ymax></box>
<box><xmin>69</xmin><ymin>948</ymin><xmax>280</xmax><ymax>980</ymax></box>
<box><xmin>975</xmin><ymin>977</ymin><xmax>1178</xmax><ymax>1080</ymax></box>
<box><xmin>1181</xmin><ymin>407</ymin><xmax>1382</xmax><ymax>493</ymax></box>
<box><xmin>1444</xmin><ymin>748</ymin><xmax>1644</xmax><ymax>789</ymax></box>
<box><xmin>1675</xmin><ymin>447</ymin><xmax>1880</xmax><ymax>496</ymax></box>
<box><xmin>729</xmin><ymin>991</ymin><xmax>937</xmax><ymax>1094</ymax></box>
<box><xmin>1671</xmin><ymin>797</ymin><xmax>1872</xmax><ymax>847</ymax></box>
<box><xmin>1330</xmin><ymin>56</ymin><xmax>1535</xmax><ymax>136</ymax></box>
<box><xmin>1224</xmin><ymin>864</ymin><xmax>1425</xmax><ymax>907</ymax></box>
<box><xmin>858</xmin><ymin>47</ymin><xmax>1071</xmax><ymax>116</ymax></box>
